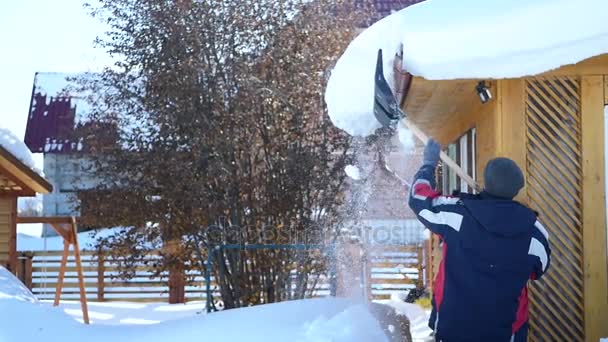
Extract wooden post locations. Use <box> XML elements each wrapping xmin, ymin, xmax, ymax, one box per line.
<box><xmin>416</xmin><ymin>245</ymin><xmax>423</xmax><ymax>289</ymax></box>
<box><xmin>70</xmin><ymin>217</ymin><xmax>90</xmax><ymax>324</ymax></box>
<box><xmin>97</xmin><ymin>250</ymin><xmax>105</xmax><ymax>302</ymax></box>
<box><xmin>169</xmin><ymin>267</ymin><xmax>186</xmax><ymax>304</ymax></box>
<box><xmin>8</xmin><ymin>197</ymin><xmax>17</xmax><ymax>274</ymax></box>
<box><xmin>580</xmin><ymin>76</ymin><xmax>608</xmax><ymax>341</ymax></box>
<box><xmin>54</xmin><ymin>238</ymin><xmax>70</xmax><ymax>306</ymax></box>
<box><xmin>25</xmin><ymin>253</ymin><xmax>33</xmax><ymax>290</ymax></box>
<box><xmin>499</xmin><ymin>79</ymin><xmax>528</xmax><ymax>204</ymax></box>
<box><xmin>604</xmin><ymin>75</ymin><xmax>608</xmax><ymax>105</ymax></box>
<box><xmin>424</xmin><ymin>240</ymin><xmax>432</xmax><ymax>290</ymax></box>
<box><xmin>17</xmin><ymin>252</ymin><xmax>33</xmax><ymax>289</ymax></box>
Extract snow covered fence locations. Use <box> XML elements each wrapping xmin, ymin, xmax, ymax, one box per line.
<box><xmin>15</xmin><ymin>244</ymin><xmax>428</xmax><ymax>304</ymax></box>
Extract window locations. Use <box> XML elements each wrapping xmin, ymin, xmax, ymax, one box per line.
<box><xmin>440</xmin><ymin>128</ymin><xmax>477</xmax><ymax>195</ymax></box>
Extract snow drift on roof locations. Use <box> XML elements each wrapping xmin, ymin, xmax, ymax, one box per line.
<box><xmin>399</xmin><ymin>0</ymin><xmax>608</xmax><ymax>80</ymax></box>
<box><xmin>325</xmin><ymin>0</ymin><xmax>608</xmax><ymax>136</ymax></box>
<box><xmin>0</xmin><ymin>126</ymin><xmax>42</xmax><ymax>175</ymax></box>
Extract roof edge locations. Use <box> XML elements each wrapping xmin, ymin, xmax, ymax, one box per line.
<box><xmin>0</xmin><ymin>146</ymin><xmax>52</xmax><ymax>194</ymax></box>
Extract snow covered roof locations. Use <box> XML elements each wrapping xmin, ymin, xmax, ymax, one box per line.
<box><xmin>398</xmin><ymin>0</ymin><xmax>608</xmax><ymax>80</ymax></box>
<box><xmin>0</xmin><ymin>128</ymin><xmax>51</xmax><ymax>195</ymax></box>
<box><xmin>370</xmin><ymin>0</ymin><xmax>424</xmax><ymax>18</ymax></box>
<box><xmin>0</xmin><ymin>127</ymin><xmax>40</xmax><ymax>174</ymax></box>
<box><xmin>325</xmin><ymin>0</ymin><xmax>608</xmax><ymax>136</ymax></box>
<box><xmin>0</xmin><ymin>145</ymin><xmax>52</xmax><ymax>195</ymax></box>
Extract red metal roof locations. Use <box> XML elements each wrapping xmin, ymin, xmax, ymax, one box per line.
<box><xmin>24</xmin><ymin>73</ymin><xmax>80</xmax><ymax>154</ymax></box>
<box><xmin>371</xmin><ymin>0</ymin><xmax>425</xmax><ymax>18</ymax></box>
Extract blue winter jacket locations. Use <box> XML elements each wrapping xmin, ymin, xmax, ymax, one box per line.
<box><xmin>408</xmin><ymin>165</ymin><xmax>551</xmax><ymax>342</ymax></box>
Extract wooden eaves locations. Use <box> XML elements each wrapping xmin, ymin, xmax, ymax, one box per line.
<box><xmin>0</xmin><ymin>145</ymin><xmax>52</xmax><ymax>196</ymax></box>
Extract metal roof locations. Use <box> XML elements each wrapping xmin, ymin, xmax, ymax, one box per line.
<box><xmin>371</xmin><ymin>0</ymin><xmax>425</xmax><ymax>18</ymax></box>
<box><xmin>24</xmin><ymin>73</ymin><xmax>82</xmax><ymax>154</ymax></box>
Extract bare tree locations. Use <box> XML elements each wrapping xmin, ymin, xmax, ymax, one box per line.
<box><xmin>78</xmin><ymin>0</ymin><xmax>375</xmax><ymax>307</ymax></box>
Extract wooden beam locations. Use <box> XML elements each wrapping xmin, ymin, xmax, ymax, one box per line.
<box><xmin>475</xmin><ymin>80</ymin><xmax>503</xmax><ymax>186</ymax></box>
<box><xmin>0</xmin><ymin>163</ymin><xmax>32</xmax><ymax>196</ymax></box>
<box><xmin>403</xmin><ymin>78</ymin><xmax>495</xmax><ymax>145</ymax></box>
<box><xmin>50</xmin><ymin>223</ymin><xmax>73</xmax><ymax>244</ymax></box>
<box><xmin>500</xmin><ymin>79</ymin><xmax>528</xmax><ymax>204</ymax></box>
<box><xmin>580</xmin><ymin>75</ymin><xmax>608</xmax><ymax>341</ymax></box>
<box><xmin>16</xmin><ymin>216</ymin><xmax>73</xmax><ymax>224</ymax></box>
<box><xmin>541</xmin><ymin>54</ymin><xmax>608</xmax><ymax>77</ymax></box>
<box><xmin>8</xmin><ymin>197</ymin><xmax>16</xmax><ymax>274</ymax></box>
<box><xmin>604</xmin><ymin>76</ymin><xmax>608</xmax><ymax>105</ymax></box>
<box><xmin>70</xmin><ymin>217</ymin><xmax>90</xmax><ymax>324</ymax></box>
<box><xmin>0</xmin><ymin>190</ymin><xmax>35</xmax><ymax>197</ymax></box>
<box><xmin>54</xmin><ymin>239</ymin><xmax>70</xmax><ymax>306</ymax></box>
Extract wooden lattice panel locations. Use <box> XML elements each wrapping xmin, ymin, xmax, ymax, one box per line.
<box><xmin>525</xmin><ymin>76</ymin><xmax>585</xmax><ymax>341</ymax></box>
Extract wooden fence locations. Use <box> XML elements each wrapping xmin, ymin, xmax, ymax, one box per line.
<box><xmin>16</xmin><ymin>244</ymin><xmax>428</xmax><ymax>303</ymax></box>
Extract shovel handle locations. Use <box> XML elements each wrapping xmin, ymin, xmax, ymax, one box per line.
<box><xmin>401</xmin><ymin>118</ymin><xmax>482</xmax><ymax>193</ymax></box>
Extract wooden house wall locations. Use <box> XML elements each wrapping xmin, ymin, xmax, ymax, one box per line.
<box><xmin>0</xmin><ymin>197</ymin><xmax>16</xmax><ymax>272</ymax></box>
<box><xmin>418</xmin><ymin>59</ymin><xmax>608</xmax><ymax>341</ymax></box>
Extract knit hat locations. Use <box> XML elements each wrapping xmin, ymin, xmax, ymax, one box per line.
<box><xmin>483</xmin><ymin>158</ymin><xmax>524</xmax><ymax>199</ymax></box>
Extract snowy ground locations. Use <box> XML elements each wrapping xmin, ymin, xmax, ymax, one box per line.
<box><xmin>45</xmin><ymin>300</ymin><xmax>209</xmax><ymax>325</ymax></box>
<box><xmin>0</xmin><ymin>266</ymin><xmax>433</xmax><ymax>342</ymax></box>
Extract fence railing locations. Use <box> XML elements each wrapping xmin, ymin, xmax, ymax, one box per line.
<box><xmin>16</xmin><ymin>244</ymin><xmax>428</xmax><ymax>303</ymax></box>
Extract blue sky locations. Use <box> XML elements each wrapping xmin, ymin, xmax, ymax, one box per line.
<box><xmin>0</xmin><ymin>0</ymin><xmax>111</xmax><ymax>168</ymax></box>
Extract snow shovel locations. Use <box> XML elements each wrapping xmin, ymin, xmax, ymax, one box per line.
<box><xmin>373</xmin><ymin>49</ymin><xmax>481</xmax><ymax>192</ymax></box>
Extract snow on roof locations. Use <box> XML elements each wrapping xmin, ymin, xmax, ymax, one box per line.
<box><xmin>399</xmin><ymin>0</ymin><xmax>608</xmax><ymax>80</ymax></box>
<box><xmin>33</xmin><ymin>72</ymin><xmax>80</xmax><ymax>97</ymax></box>
<box><xmin>325</xmin><ymin>0</ymin><xmax>608</xmax><ymax>136</ymax></box>
<box><xmin>0</xmin><ymin>126</ymin><xmax>42</xmax><ymax>175</ymax></box>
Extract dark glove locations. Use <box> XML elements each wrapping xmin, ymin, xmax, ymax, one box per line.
<box><xmin>423</xmin><ymin>138</ymin><xmax>441</xmax><ymax>168</ymax></box>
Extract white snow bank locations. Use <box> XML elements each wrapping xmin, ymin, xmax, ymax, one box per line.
<box><xmin>52</xmin><ymin>300</ymin><xmax>207</xmax><ymax>325</ymax></box>
<box><xmin>17</xmin><ymin>223</ymin><xmax>43</xmax><ymax>237</ymax></box>
<box><xmin>17</xmin><ymin>227</ymin><xmax>121</xmax><ymax>251</ymax></box>
<box><xmin>0</xmin><ymin>267</ymin><xmax>388</xmax><ymax>341</ymax></box>
<box><xmin>0</xmin><ymin>126</ymin><xmax>42</xmax><ymax>175</ymax></box>
<box><xmin>344</xmin><ymin>165</ymin><xmax>362</xmax><ymax>180</ymax></box>
<box><xmin>0</xmin><ymin>266</ymin><xmax>38</xmax><ymax>303</ymax></box>
<box><xmin>325</xmin><ymin>0</ymin><xmax>608</xmax><ymax>137</ymax></box>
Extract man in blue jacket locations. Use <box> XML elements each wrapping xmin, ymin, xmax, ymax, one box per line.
<box><xmin>409</xmin><ymin>139</ymin><xmax>551</xmax><ymax>342</ymax></box>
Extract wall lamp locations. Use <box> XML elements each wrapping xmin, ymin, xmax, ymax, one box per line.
<box><xmin>476</xmin><ymin>81</ymin><xmax>492</xmax><ymax>104</ymax></box>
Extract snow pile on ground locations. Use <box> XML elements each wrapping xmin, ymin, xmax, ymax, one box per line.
<box><xmin>51</xmin><ymin>300</ymin><xmax>209</xmax><ymax>325</ymax></box>
<box><xmin>17</xmin><ymin>227</ymin><xmax>124</xmax><ymax>251</ymax></box>
<box><xmin>0</xmin><ymin>266</ymin><xmax>389</xmax><ymax>342</ymax></box>
<box><xmin>325</xmin><ymin>0</ymin><xmax>608</xmax><ymax>137</ymax></box>
<box><xmin>0</xmin><ymin>266</ymin><xmax>38</xmax><ymax>303</ymax></box>
<box><xmin>0</xmin><ymin>126</ymin><xmax>41</xmax><ymax>175</ymax></box>
<box><xmin>17</xmin><ymin>223</ymin><xmax>44</xmax><ymax>237</ymax></box>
